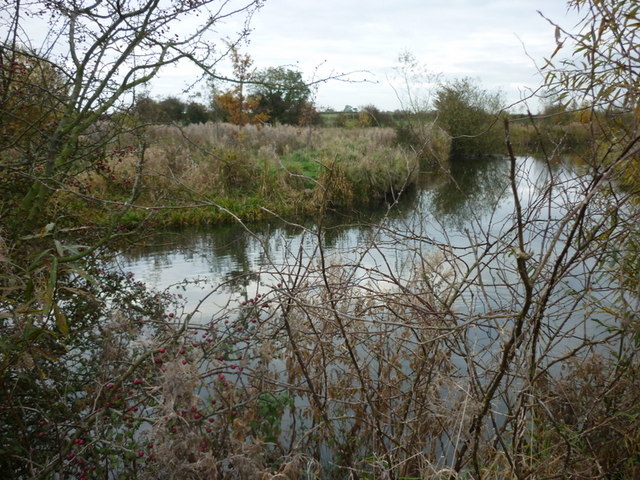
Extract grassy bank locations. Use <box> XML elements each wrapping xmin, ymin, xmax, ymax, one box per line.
<box><xmin>74</xmin><ymin>123</ymin><xmax>437</xmax><ymax>227</ymax></box>
<box><xmin>52</xmin><ymin>117</ymin><xmax>603</xmax><ymax>230</ymax></box>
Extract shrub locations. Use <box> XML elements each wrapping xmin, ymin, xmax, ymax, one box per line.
<box><xmin>434</xmin><ymin>78</ymin><xmax>503</xmax><ymax>158</ymax></box>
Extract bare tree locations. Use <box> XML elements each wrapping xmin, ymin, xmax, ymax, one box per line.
<box><xmin>0</xmin><ymin>1</ymin><xmax>264</xmax><ymax>478</ymax></box>
<box><xmin>1</xmin><ymin>0</ymin><xmax>263</xmax><ymax>229</ymax></box>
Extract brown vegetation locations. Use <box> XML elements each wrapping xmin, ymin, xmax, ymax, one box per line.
<box><xmin>76</xmin><ymin>123</ymin><xmax>424</xmax><ymax>226</ymax></box>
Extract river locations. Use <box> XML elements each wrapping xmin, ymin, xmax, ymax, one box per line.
<box><xmin>116</xmin><ymin>155</ymin><xmax>510</xmax><ymax>307</ymax></box>
<box><xmin>116</xmin><ymin>154</ymin><xmax>593</xmax><ymax>330</ymax></box>
<box><xmin>109</xmin><ymin>154</ymin><xmax>629</xmax><ymax>474</ymax></box>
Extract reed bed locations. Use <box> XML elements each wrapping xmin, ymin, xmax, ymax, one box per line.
<box><xmin>79</xmin><ymin>123</ymin><xmax>425</xmax><ymax>226</ymax></box>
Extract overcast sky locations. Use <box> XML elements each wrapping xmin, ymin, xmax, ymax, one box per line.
<box><xmin>153</xmin><ymin>0</ymin><xmax>581</xmax><ymax>112</ymax></box>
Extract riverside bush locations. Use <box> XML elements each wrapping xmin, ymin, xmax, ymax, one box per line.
<box><xmin>394</xmin><ymin>121</ymin><xmax>451</xmax><ymax>171</ymax></box>
<box><xmin>434</xmin><ymin>78</ymin><xmax>503</xmax><ymax>159</ymax></box>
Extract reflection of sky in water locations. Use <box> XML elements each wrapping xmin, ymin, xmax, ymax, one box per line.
<box><xmin>116</xmin><ymin>156</ymin><xmax>613</xmax><ymax>356</ymax></box>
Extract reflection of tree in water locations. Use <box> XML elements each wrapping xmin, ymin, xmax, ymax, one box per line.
<box><xmin>429</xmin><ymin>156</ymin><xmax>510</xmax><ymax>227</ymax></box>
<box><xmin>206</xmin><ymin>224</ymin><xmax>258</xmax><ymax>294</ymax></box>
<box><xmin>317</xmin><ymin>185</ymin><xmax>422</xmax><ymax>249</ymax></box>
<box><xmin>120</xmin><ymin>225</ymin><xmax>265</xmax><ymax>294</ymax></box>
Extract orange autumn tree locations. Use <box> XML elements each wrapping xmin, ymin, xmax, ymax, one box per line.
<box><xmin>213</xmin><ymin>46</ymin><xmax>268</xmax><ymax>125</ymax></box>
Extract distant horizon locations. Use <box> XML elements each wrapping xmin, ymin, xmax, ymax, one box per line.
<box><xmin>134</xmin><ymin>87</ymin><xmax>555</xmax><ymax>116</ymax></box>
<box><xmin>146</xmin><ymin>1</ymin><xmax>580</xmax><ymax>114</ymax></box>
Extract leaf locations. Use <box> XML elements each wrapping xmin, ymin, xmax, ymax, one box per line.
<box><xmin>28</xmin><ymin>249</ymin><xmax>52</xmax><ymax>271</ymax></box>
<box><xmin>54</xmin><ymin>240</ymin><xmax>65</xmax><ymax>257</ymax></box>
<box><xmin>597</xmin><ymin>18</ymin><xmax>607</xmax><ymax>40</ymax></box>
<box><xmin>25</xmin><ymin>327</ymin><xmax>51</xmax><ymax>342</ymax></box>
<box><xmin>25</xmin><ymin>279</ymin><xmax>35</xmax><ymax>303</ymax></box>
<box><xmin>60</xmin><ymin>286</ymin><xmax>101</xmax><ymax>304</ymax></box>
<box><xmin>53</xmin><ymin>303</ymin><xmax>68</xmax><ymax>335</ymax></box>
<box><xmin>20</xmin><ymin>223</ymin><xmax>55</xmax><ymax>240</ymax></box>
<box><xmin>31</xmin><ymin>346</ymin><xmax>60</xmax><ymax>363</ymax></box>
<box><xmin>65</xmin><ymin>266</ymin><xmax>97</xmax><ymax>287</ymax></box>
<box><xmin>550</xmin><ymin>42</ymin><xmax>565</xmax><ymax>60</ymax></box>
<box><xmin>43</xmin><ymin>256</ymin><xmax>58</xmax><ymax>316</ymax></box>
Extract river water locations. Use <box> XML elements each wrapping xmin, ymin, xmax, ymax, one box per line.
<box><xmin>117</xmin><ymin>156</ymin><xmax>510</xmax><ymax>306</ymax></box>
<box><xmin>110</xmin><ymin>154</ymin><xmax>629</xmax><ymax>472</ymax></box>
<box><xmin>115</xmin><ymin>155</ymin><xmax>591</xmax><ymax>326</ymax></box>
<box><xmin>112</xmin><ymin>153</ymin><xmax>619</xmax><ymax>388</ymax></box>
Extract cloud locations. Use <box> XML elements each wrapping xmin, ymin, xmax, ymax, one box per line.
<box><xmin>150</xmin><ymin>0</ymin><xmax>580</xmax><ymax>111</ymax></box>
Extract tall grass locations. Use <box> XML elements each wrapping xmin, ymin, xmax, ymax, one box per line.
<box><xmin>81</xmin><ymin>123</ymin><xmax>421</xmax><ymax>225</ymax></box>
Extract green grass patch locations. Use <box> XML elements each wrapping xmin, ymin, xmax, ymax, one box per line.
<box><xmin>283</xmin><ymin>150</ymin><xmax>323</xmax><ymax>179</ymax></box>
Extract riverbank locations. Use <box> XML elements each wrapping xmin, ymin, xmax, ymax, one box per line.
<box><xmin>69</xmin><ymin>123</ymin><xmax>450</xmax><ymax>228</ymax></box>
<box><xmin>57</xmin><ymin>118</ymin><xmax>599</xmax><ymax>230</ymax></box>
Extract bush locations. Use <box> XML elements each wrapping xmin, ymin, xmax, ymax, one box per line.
<box><xmin>434</xmin><ymin>78</ymin><xmax>503</xmax><ymax>158</ymax></box>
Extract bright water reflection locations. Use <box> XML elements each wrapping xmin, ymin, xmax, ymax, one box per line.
<box><xmin>116</xmin><ymin>155</ymin><xmax>588</xmax><ymax>326</ymax></box>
